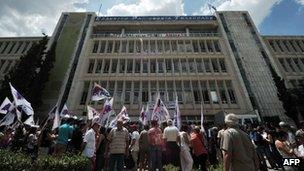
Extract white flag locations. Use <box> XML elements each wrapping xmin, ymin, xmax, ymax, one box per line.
<box><xmin>87</xmin><ymin>105</ymin><xmax>99</xmax><ymax>120</ymax></box>
<box><xmin>200</xmin><ymin>103</ymin><xmax>205</xmax><ymax>133</ymax></box>
<box><xmin>0</xmin><ymin>97</ymin><xmax>13</xmax><ymax>115</ymax></box>
<box><xmin>100</xmin><ymin>98</ymin><xmax>114</xmax><ymax>125</ymax></box>
<box><xmin>60</xmin><ymin>104</ymin><xmax>69</xmax><ymax>117</ymax></box>
<box><xmin>24</xmin><ymin>115</ymin><xmax>35</xmax><ymax>126</ymax></box>
<box><xmin>0</xmin><ymin>112</ymin><xmax>15</xmax><ymax>126</ymax></box>
<box><xmin>109</xmin><ymin>106</ymin><xmax>130</xmax><ymax>127</ymax></box>
<box><xmin>139</xmin><ymin>106</ymin><xmax>145</xmax><ymax>124</ymax></box>
<box><xmin>174</xmin><ymin>97</ymin><xmax>181</xmax><ymax>130</ymax></box>
<box><xmin>91</xmin><ymin>82</ymin><xmax>111</xmax><ymax>101</ymax></box>
<box><xmin>9</xmin><ymin>83</ymin><xmax>34</xmax><ymax>115</ymax></box>
<box><xmin>143</xmin><ymin>104</ymin><xmax>150</xmax><ymax>125</ymax></box>
<box><xmin>151</xmin><ymin>95</ymin><xmax>170</xmax><ymax>123</ymax></box>
<box><xmin>52</xmin><ymin>108</ymin><xmax>60</xmax><ymax>130</ymax></box>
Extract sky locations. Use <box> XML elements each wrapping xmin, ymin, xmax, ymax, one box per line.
<box><xmin>0</xmin><ymin>0</ymin><xmax>303</xmax><ymax>37</ymax></box>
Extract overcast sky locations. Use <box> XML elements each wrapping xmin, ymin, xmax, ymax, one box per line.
<box><xmin>0</xmin><ymin>0</ymin><xmax>303</xmax><ymax>37</ymax></box>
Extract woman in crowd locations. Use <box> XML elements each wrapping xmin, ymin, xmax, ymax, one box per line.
<box><xmin>179</xmin><ymin>125</ymin><xmax>193</xmax><ymax>171</ymax></box>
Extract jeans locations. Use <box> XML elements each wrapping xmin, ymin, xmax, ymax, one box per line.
<box><xmin>149</xmin><ymin>145</ymin><xmax>163</xmax><ymax>171</ymax></box>
<box><xmin>109</xmin><ymin>153</ymin><xmax>124</xmax><ymax>171</ymax></box>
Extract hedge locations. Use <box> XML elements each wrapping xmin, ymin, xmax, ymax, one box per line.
<box><xmin>0</xmin><ymin>149</ymin><xmax>90</xmax><ymax>171</ymax></box>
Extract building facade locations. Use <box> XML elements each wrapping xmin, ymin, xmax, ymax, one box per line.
<box><xmin>2</xmin><ymin>11</ymin><xmax>303</xmax><ymax>124</ymax></box>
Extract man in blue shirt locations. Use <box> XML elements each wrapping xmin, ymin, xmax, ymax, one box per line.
<box><xmin>54</xmin><ymin>116</ymin><xmax>74</xmax><ymax>155</ymax></box>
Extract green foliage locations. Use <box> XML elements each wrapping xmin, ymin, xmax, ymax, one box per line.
<box><xmin>164</xmin><ymin>164</ymin><xmax>180</xmax><ymax>171</ymax></box>
<box><xmin>0</xmin><ymin>149</ymin><xmax>90</xmax><ymax>171</ymax></box>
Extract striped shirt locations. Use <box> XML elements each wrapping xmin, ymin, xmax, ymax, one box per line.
<box><xmin>108</xmin><ymin>127</ymin><xmax>129</xmax><ymax>154</ymax></box>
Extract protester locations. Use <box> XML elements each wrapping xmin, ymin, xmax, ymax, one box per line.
<box><xmin>95</xmin><ymin>126</ymin><xmax>107</xmax><ymax>171</ymax></box>
<box><xmin>148</xmin><ymin>120</ymin><xmax>163</xmax><ymax>171</ymax></box>
<box><xmin>0</xmin><ymin>127</ymin><xmax>13</xmax><ymax>149</ymax></box>
<box><xmin>129</xmin><ymin>124</ymin><xmax>140</xmax><ymax>171</ymax></box>
<box><xmin>71</xmin><ymin>119</ymin><xmax>86</xmax><ymax>154</ymax></box>
<box><xmin>139</xmin><ymin>125</ymin><xmax>150</xmax><ymax>171</ymax></box>
<box><xmin>179</xmin><ymin>125</ymin><xmax>193</xmax><ymax>171</ymax></box>
<box><xmin>163</xmin><ymin>119</ymin><xmax>180</xmax><ymax>167</ymax></box>
<box><xmin>54</xmin><ymin>116</ymin><xmax>74</xmax><ymax>155</ymax></box>
<box><xmin>190</xmin><ymin>126</ymin><xmax>208</xmax><ymax>171</ymax></box>
<box><xmin>221</xmin><ymin>113</ymin><xmax>259</xmax><ymax>171</ymax></box>
<box><xmin>107</xmin><ymin>119</ymin><xmax>130</xmax><ymax>171</ymax></box>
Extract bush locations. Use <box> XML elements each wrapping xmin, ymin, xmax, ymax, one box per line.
<box><xmin>0</xmin><ymin>149</ymin><xmax>90</xmax><ymax>171</ymax></box>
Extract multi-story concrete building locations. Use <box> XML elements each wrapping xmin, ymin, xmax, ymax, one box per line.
<box><xmin>2</xmin><ymin>11</ymin><xmax>303</xmax><ymax>124</ymax></box>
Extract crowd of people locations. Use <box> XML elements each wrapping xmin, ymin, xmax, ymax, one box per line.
<box><xmin>0</xmin><ymin>113</ymin><xmax>304</xmax><ymax>171</ymax></box>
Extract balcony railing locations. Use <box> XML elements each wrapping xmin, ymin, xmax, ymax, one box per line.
<box><xmin>91</xmin><ymin>32</ymin><xmax>220</xmax><ymax>38</ymax></box>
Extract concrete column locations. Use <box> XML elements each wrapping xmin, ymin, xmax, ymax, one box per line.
<box><xmin>186</xmin><ymin>27</ymin><xmax>189</xmax><ymax>36</ymax></box>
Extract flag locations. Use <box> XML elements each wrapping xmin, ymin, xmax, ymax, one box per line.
<box><xmin>100</xmin><ymin>98</ymin><xmax>114</xmax><ymax>125</ymax></box>
<box><xmin>87</xmin><ymin>105</ymin><xmax>100</xmax><ymax>120</ymax></box>
<box><xmin>139</xmin><ymin>106</ymin><xmax>145</xmax><ymax>124</ymax></box>
<box><xmin>24</xmin><ymin>115</ymin><xmax>35</xmax><ymax>126</ymax></box>
<box><xmin>0</xmin><ymin>97</ymin><xmax>13</xmax><ymax>114</ymax></box>
<box><xmin>151</xmin><ymin>95</ymin><xmax>170</xmax><ymax>123</ymax></box>
<box><xmin>47</xmin><ymin>105</ymin><xmax>58</xmax><ymax>120</ymax></box>
<box><xmin>109</xmin><ymin>105</ymin><xmax>130</xmax><ymax>127</ymax></box>
<box><xmin>200</xmin><ymin>103</ymin><xmax>205</xmax><ymax>133</ymax></box>
<box><xmin>143</xmin><ymin>104</ymin><xmax>150</xmax><ymax>125</ymax></box>
<box><xmin>9</xmin><ymin>83</ymin><xmax>34</xmax><ymax>115</ymax></box>
<box><xmin>208</xmin><ymin>3</ymin><xmax>217</xmax><ymax>11</ymax></box>
<box><xmin>60</xmin><ymin>104</ymin><xmax>69</xmax><ymax>117</ymax></box>
<box><xmin>174</xmin><ymin>96</ymin><xmax>181</xmax><ymax>130</ymax></box>
<box><xmin>91</xmin><ymin>82</ymin><xmax>111</xmax><ymax>101</ymax></box>
<box><xmin>52</xmin><ymin>108</ymin><xmax>60</xmax><ymax>130</ymax></box>
<box><xmin>0</xmin><ymin>112</ymin><xmax>15</xmax><ymax>126</ymax></box>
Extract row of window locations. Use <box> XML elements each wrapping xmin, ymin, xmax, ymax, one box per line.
<box><xmin>268</xmin><ymin>39</ymin><xmax>304</xmax><ymax>53</ymax></box>
<box><xmin>80</xmin><ymin>80</ymin><xmax>237</xmax><ymax>106</ymax></box>
<box><xmin>0</xmin><ymin>41</ymin><xmax>32</xmax><ymax>55</ymax></box>
<box><xmin>288</xmin><ymin>79</ymin><xmax>304</xmax><ymax>89</ymax></box>
<box><xmin>0</xmin><ymin>59</ymin><xmax>15</xmax><ymax>74</ymax></box>
<box><xmin>278</xmin><ymin>57</ymin><xmax>304</xmax><ymax>73</ymax></box>
<box><xmin>87</xmin><ymin>57</ymin><xmax>227</xmax><ymax>74</ymax></box>
<box><xmin>91</xmin><ymin>39</ymin><xmax>221</xmax><ymax>54</ymax></box>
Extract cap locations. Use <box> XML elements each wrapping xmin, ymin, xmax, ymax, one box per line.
<box><xmin>224</xmin><ymin>113</ymin><xmax>239</xmax><ymax>125</ymax></box>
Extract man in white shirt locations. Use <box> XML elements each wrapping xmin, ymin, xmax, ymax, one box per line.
<box><xmin>129</xmin><ymin>124</ymin><xmax>140</xmax><ymax>171</ymax></box>
<box><xmin>163</xmin><ymin>119</ymin><xmax>180</xmax><ymax>167</ymax></box>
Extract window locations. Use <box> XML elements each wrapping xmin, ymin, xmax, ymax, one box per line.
<box><xmin>142</xmin><ymin>81</ymin><xmax>149</xmax><ymax>102</ymax></box>
<box><xmin>218</xmin><ymin>81</ymin><xmax>228</xmax><ymax>104</ymax></box>
<box><xmin>99</xmin><ymin>41</ymin><xmax>106</xmax><ymax>53</ymax></box>
<box><xmin>133</xmin><ymin>81</ymin><xmax>140</xmax><ymax>104</ymax></box>
<box><xmin>125</xmin><ymin>81</ymin><xmax>132</xmax><ymax>104</ymax></box>
<box><xmin>206</xmin><ymin>40</ymin><xmax>214</xmax><ymax>52</ymax></box>
<box><xmin>159</xmin><ymin>81</ymin><xmax>166</xmax><ymax>101</ymax></box>
<box><xmin>0</xmin><ymin>60</ymin><xmax>5</xmax><ymax>70</ymax></box>
<box><xmin>165</xmin><ymin>59</ymin><xmax>172</xmax><ymax>74</ymax></box>
<box><xmin>127</xmin><ymin>59</ymin><xmax>133</xmax><ymax>73</ymax></box>
<box><xmin>282</xmin><ymin>40</ymin><xmax>291</xmax><ymax>52</ymax></box>
<box><xmin>128</xmin><ymin>40</ymin><xmax>134</xmax><ymax>53</ymax></box>
<box><xmin>181</xmin><ymin>59</ymin><xmax>188</xmax><ymax>73</ymax></box>
<box><xmin>183</xmin><ymin>81</ymin><xmax>192</xmax><ymax>103</ymax></box>
<box><xmin>276</xmin><ymin>40</ymin><xmax>284</xmax><ymax>52</ymax></box>
<box><xmin>1</xmin><ymin>42</ymin><xmax>10</xmax><ymax>54</ymax></box>
<box><xmin>196</xmin><ymin>59</ymin><xmax>204</xmax><ymax>73</ymax></box>
<box><xmin>92</xmin><ymin>41</ymin><xmax>99</xmax><ymax>53</ymax></box>
<box><xmin>164</xmin><ymin>40</ymin><xmax>170</xmax><ymax>53</ymax></box>
<box><xmin>167</xmin><ymin>81</ymin><xmax>174</xmax><ymax>101</ymax></box>
<box><xmin>103</xmin><ymin>59</ymin><xmax>110</xmax><ymax>73</ymax></box>
<box><xmin>269</xmin><ymin>40</ymin><xmax>277</xmax><ymax>52</ymax></box>
<box><xmin>143</xmin><ymin>59</ymin><xmax>148</xmax><ymax>73</ymax></box>
<box><xmin>219</xmin><ymin>58</ymin><xmax>227</xmax><ymax>72</ymax></box>
<box><xmin>295</xmin><ymin>40</ymin><xmax>304</xmax><ymax>52</ymax></box>
<box><xmin>211</xmin><ymin>59</ymin><xmax>219</xmax><ymax>72</ymax></box>
<box><xmin>80</xmin><ymin>81</ymin><xmax>89</xmax><ymax>105</ymax></box>
<box><xmin>226</xmin><ymin>81</ymin><xmax>236</xmax><ymax>104</ymax></box>
<box><xmin>143</xmin><ymin>40</ymin><xmax>149</xmax><ymax>53</ymax></box>
<box><xmin>157</xmin><ymin>40</ymin><xmax>163</xmax><ymax>53</ymax></box>
<box><xmin>204</xmin><ymin>59</ymin><xmax>211</xmax><ymax>73</ymax></box>
<box><xmin>171</xmin><ymin>40</ymin><xmax>177</xmax><ymax>53</ymax></box>
<box><xmin>279</xmin><ymin>58</ymin><xmax>288</xmax><ymax>72</ymax></box>
<box><xmin>108</xmin><ymin>81</ymin><xmax>115</xmax><ymax>96</ymax></box>
<box><xmin>150</xmin><ymin>59</ymin><xmax>156</xmax><ymax>73</ymax></box>
<box><xmin>135</xmin><ymin>59</ymin><xmax>141</xmax><ymax>73</ymax></box>
<box><xmin>201</xmin><ymin>81</ymin><xmax>210</xmax><ymax>104</ymax></box>
<box><xmin>289</xmin><ymin>41</ymin><xmax>298</xmax><ymax>52</ymax></box>
<box><xmin>199</xmin><ymin>40</ymin><xmax>206</xmax><ymax>52</ymax></box>
<box><xmin>286</xmin><ymin>58</ymin><xmax>296</xmax><ymax>72</ymax></box>
<box><xmin>3</xmin><ymin>60</ymin><xmax>12</xmax><ymax>73</ymax></box>
<box><xmin>22</xmin><ymin>41</ymin><xmax>30</xmax><ymax>53</ymax></box>
<box><xmin>115</xmin><ymin>81</ymin><xmax>124</xmax><ymax>103</ymax></box>
<box><xmin>158</xmin><ymin>59</ymin><xmax>165</xmax><ymax>73</ymax></box>
<box><xmin>192</xmin><ymin>40</ymin><xmax>199</xmax><ymax>53</ymax></box>
<box><xmin>135</xmin><ymin>40</ymin><xmax>141</xmax><ymax>53</ymax></box>
<box><xmin>192</xmin><ymin>81</ymin><xmax>201</xmax><ymax>103</ymax></box>
<box><xmin>177</xmin><ymin>40</ymin><xmax>184</xmax><ymax>53</ymax></box>
<box><xmin>119</xmin><ymin>59</ymin><xmax>125</xmax><ymax>73</ymax></box>
<box><xmin>8</xmin><ymin>42</ymin><xmax>16</xmax><ymax>54</ymax></box>
<box><xmin>293</xmin><ymin>58</ymin><xmax>303</xmax><ymax>72</ymax></box>
<box><xmin>185</xmin><ymin>40</ymin><xmax>192</xmax><ymax>53</ymax></box>
<box><xmin>173</xmin><ymin>59</ymin><xmax>180</xmax><ymax>73</ymax></box>
<box><xmin>111</xmin><ymin>59</ymin><xmax>118</xmax><ymax>73</ymax></box>
<box><xmin>121</xmin><ymin>40</ymin><xmax>127</xmax><ymax>53</ymax></box>
<box><xmin>106</xmin><ymin>41</ymin><xmax>113</xmax><ymax>53</ymax></box>
<box><xmin>188</xmin><ymin>59</ymin><xmax>196</xmax><ymax>73</ymax></box>
<box><xmin>95</xmin><ymin>59</ymin><xmax>102</xmax><ymax>73</ymax></box>
<box><xmin>150</xmin><ymin>81</ymin><xmax>157</xmax><ymax>102</ymax></box>
<box><xmin>113</xmin><ymin>41</ymin><xmax>120</xmax><ymax>53</ymax></box>
<box><xmin>175</xmin><ymin>81</ymin><xmax>183</xmax><ymax>103</ymax></box>
<box><xmin>214</xmin><ymin>40</ymin><xmax>221</xmax><ymax>52</ymax></box>
<box><xmin>87</xmin><ymin>59</ymin><xmax>94</xmax><ymax>73</ymax></box>
<box><xmin>209</xmin><ymin>81</ymin><xmax>219</xmax><ymax>104</ymax></box>
<box><xmin>150</xmin><ymin>40</ymin><xmax>156</xmax><ymax>53</ymax></box>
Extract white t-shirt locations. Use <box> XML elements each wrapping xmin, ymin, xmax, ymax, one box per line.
<box><xmin>131</xmin><ymin>131</ymin><xmax>140</xmax><ymax>152</ymax></box>
<box><xmin>83</xmin><ymin>129</ymin><xmax>96</xmax><ymax>158</ymax></box>
<box><xmin>298</xmin><ymin>145</ymin><xmax>304</xmax><ymax>157</ymax></box>
<box><xmin>163</xmin><ymin>125</ymin><xmax>179</xmax><ymax>142</ymax></box>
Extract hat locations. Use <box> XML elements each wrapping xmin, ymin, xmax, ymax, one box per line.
<box><xmin>92</xmin><ymin>116</ymin><xmax>102</xmax><ymax>126</ymax></box>
<box><xmin>279</xmin><ymin>121</ymin><xmax>288</xmax><ymax>127</ymax></box>
<box><xmin>225</xmin><ymin>113</ymin><xmax>239</xmax><ymax>125</ymax></box>
<box><xmin>63</xmin><ymin>114</ymin><xmax>70</xmax><ymax>119</ymax></box>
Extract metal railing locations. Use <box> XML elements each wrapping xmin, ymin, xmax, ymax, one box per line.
<box><xmin>91</xmin><ymin>32</ymin><xmax>220</xmax><ymax>38</ymax></box>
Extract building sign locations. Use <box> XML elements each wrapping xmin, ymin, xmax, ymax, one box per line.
<box><xmin>95</xmin><ymin>15</ymin><xmax>216</xmax><ymax>22</ymax></box>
